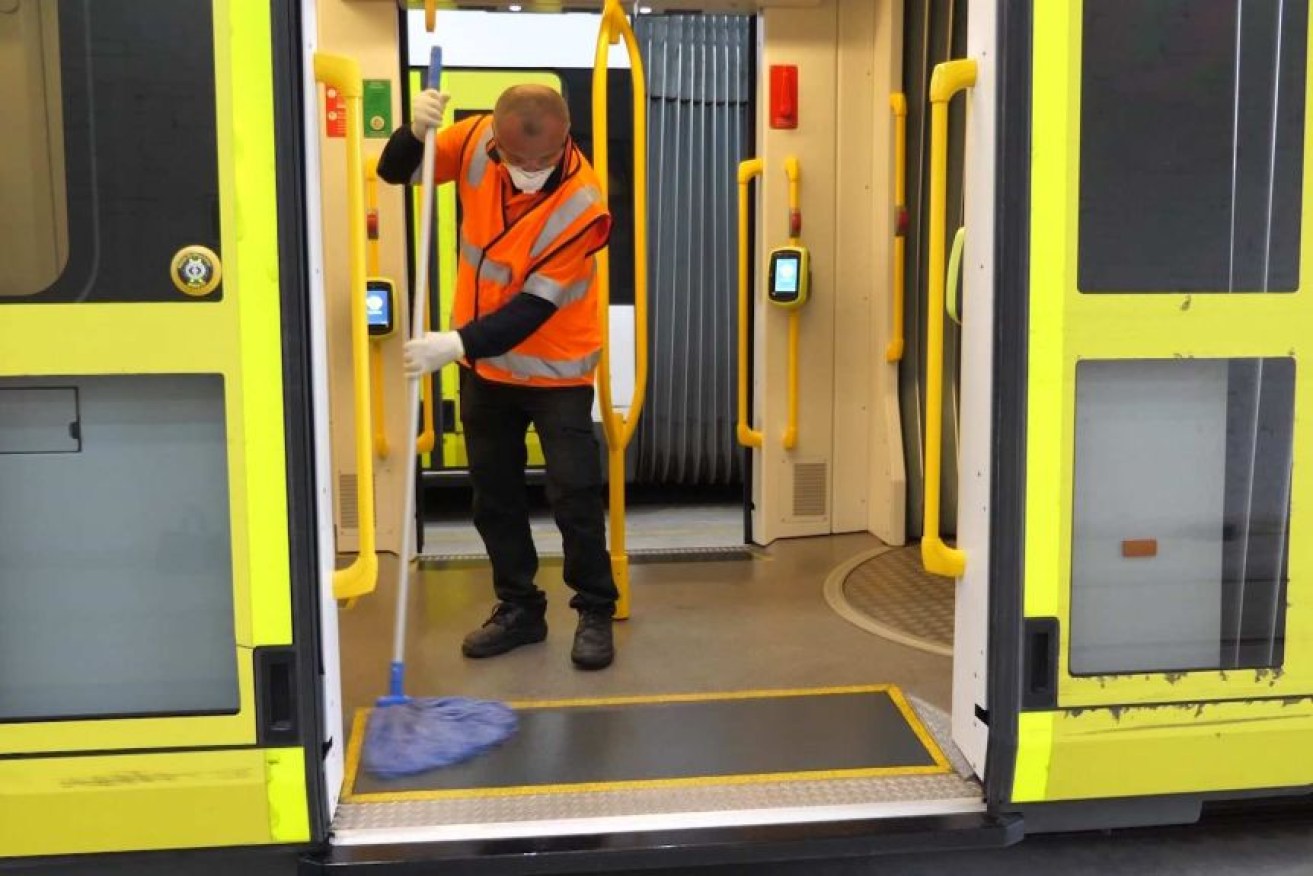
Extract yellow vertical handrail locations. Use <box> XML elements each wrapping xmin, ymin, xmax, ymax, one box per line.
<box><xmin>922</xmin><ymin>59</ymin><xmax>975</xmax><ymax>579</ymax></box>
<box><xmin>886</xmin><ymin>93</ymin><xmax>907</xmax><ymax>362</ymax></box>
<box><xmin>416</xmin><ymin>335</ymin><xmax>437</xmax><ymax>454</ymax></box>
<box><xmin>593</xmin><ymin>0</ymin><xmax>647</xmax><ymax>620</ymax></box>
<box><xmin>369</xmin><ymin>349</ymin><xmax>388</xmax><ymax>455</ymax></box>
<box><xmin>783</xmin><ymin>156</ymin><xmax>800</xmax><ymax>451</ymax></box>
<box><xmin>736</xmin><ymin>158</ymin><xmax>764</xmax><ymax>449</ymax></box>
<box><xmin>417</xmin><ymin>237</ymin><xmax>436</xmax><ymax>455</ymax></box>
<box><xmin>417</xmin><ymin>2</ymin><xmax>438</xmax><ymax>459</ymax></box>
<box><xmin>736</xmin><ymin>156</ymin><xmax>802</xmax><ymax>450</ymax></box>
<box><xmin>365</xmin><ymin>157</ymin><xmax>390</xmax><ymax>459</ymax></box>
<box><xmin>316</xmin><ymin>53</ymin><xmax>379</xmax><ymax>601</ymax></box>
<box><xmin>946</xmin><ymin>225</ymin><xmax>966</xmax><ymax>325</ymax></box>
<box><xmin>785</xmin><ymin>310</ymin><xmax>799</xmax><ymax>449</ymax></box>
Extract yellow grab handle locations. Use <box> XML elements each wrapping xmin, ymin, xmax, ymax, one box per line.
<box><xmin>782</xmin><ymin>156</ymin><xmax>800</xmax><ymax>451</ymax></box>
<box><xmin>314</xmin><ymin>54</ymin><xmax>362</xmax><ymax>99</ymax></box>
<box><xmin>593</xmin><ymin>0</ymin><xmax>648</xmax><ymax>620</ymax></box>
<box><xmin>922</xmin><ymin>60</ymin><xmax>975</xmax><ymax>579</ymax></box>
<box><xmin>417</xmin><ymin>245</ymin><xmax>436</xmax><ymax>455</ymax></box>
<box><xmin>887</xmin><ymin>93</ymin><xmax>908</xmax><ymax>362</ymax></box>
<box><xmin>592</xmin><ymin>0</ymin><xmax>649</xmax><ymax>449</ymax></box>
<box><xmin>784</xmin><ymin>156</ymin><xmax>801</xmax><ymax>241</ymax></box>
<box><xmin>784</xmin><ymin>310</ymin><xmax>799</xmax><ymax>450</ymax></box>
<box><xmin>316</xmin><ymin>53</ymin><xmax>378</xmax><ymax>601</ymax></box>
<box><xmin>946</xmin><ymin>226</ymin><xmax>965</xmax><ymax>326</ymax></box>
<box><xmin>424</xmin><ymin>0</ymin><xmax>436</xmax><ymax>33</ymax></box>
<box><xmin>736</xmin><ymin>158</ymin><xmax>764</xmax><ymax>449</ymax></box>
<box><xmin>417</xmin><ymin>366</ymin><xmax>437</xmax><ymax>455</ymax></box>
<box><xmin>365</xmin><ymin>157</ymin><xmax>381</xmax><ymax>275</ymax></box>
<box><xmin>365</xmin><ymin>158</ymin><xmax>389</xmax><ymax>459</ymax></box>
<box><xmin>370</xmin><ymin>345</ymin><xmax>389</xmax><ymax>458</ymax></box>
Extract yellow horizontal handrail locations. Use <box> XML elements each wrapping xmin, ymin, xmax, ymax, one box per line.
<box><xmin>886</xmin><ymin>93</ymin><xmax>907</xmax><ymax>362</ymax></box>
<box><xmin>736</xmin><ymin>158</ymin><xmax>764</xmax><ymax>449</ymax></box>
<box><xmin>922</xmin><ymin>59</ymin><xmax>976</xmax><ymax>579</ymax></box>
<box><xmin>316</xmin><ymin>53</ymin><xmax>378</xmax><ymax>601</ymax></box>
<box><xmin>593</xmin><ymin>0</ymin><xmax>648</xmax><ymax>620</ymax></box>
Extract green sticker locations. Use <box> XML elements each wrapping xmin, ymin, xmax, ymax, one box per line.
<box><xmin>363</xmin><ymin>79</ymin><xmax>393</xmax><ymax>138</ymax></box>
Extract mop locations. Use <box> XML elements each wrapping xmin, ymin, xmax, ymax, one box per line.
<box><xmin>361</xmin><ymin>45</ymin><xmax>517</xmax><ymax>780</ymax></box>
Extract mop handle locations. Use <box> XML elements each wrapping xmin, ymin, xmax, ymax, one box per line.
<box><xmin>389</xmin><ymin>47</ymin><xmax>444</xmax><ymax>695</ymax></box>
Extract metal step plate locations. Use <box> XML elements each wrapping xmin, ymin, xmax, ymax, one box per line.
<box><xmin>332</xmin><ymin>690</ymin><xmax>982</xmax><ymax>844</ymax></box>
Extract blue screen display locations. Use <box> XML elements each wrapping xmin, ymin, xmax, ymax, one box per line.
<box><xmin>774</xmin><ymin>255</ymin><xmax>799</xmax><ymax>294</ymax></box>
<box><xmin>366</xmin><ymin>285</ymin><xmax>391</xmax><ymax>328</ymax></box>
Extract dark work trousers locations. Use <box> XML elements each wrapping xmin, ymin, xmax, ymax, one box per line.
<box><xmin>459</xmin><ymin>366</ymin><xmax>618</xmax><ymax>616</ymax></box>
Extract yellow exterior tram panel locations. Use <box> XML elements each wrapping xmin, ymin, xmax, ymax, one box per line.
<box><xmin>0</xmin><ymin>748</ymin><xmax>309</xmax><ymax>856</ymax></box>
<box><xmin>1014</xmin><ymin>700</ymin><xmax>1313</xmax><ymax>803</ymax></box>
<box><xmin>0</xmin><ymin>0</ymin><xmax>295</xmax><ymax>762</ymax></box>
<box><xmin>1014</xmin><ymin>0</ymin><xmax>1313</xmax><ymax>806</ymax></box>
<box><xmin>1024</xmin><ymin>0</ymin><xmax>1313</xmax><ymax>709</ymax></box>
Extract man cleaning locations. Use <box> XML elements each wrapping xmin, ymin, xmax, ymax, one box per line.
<box><xmin>377</xmin><ymin>83</ymin><xmax>617</xmax><ymax>670</ymax></box>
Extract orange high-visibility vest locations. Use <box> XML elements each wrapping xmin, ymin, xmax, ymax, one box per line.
<box><xmin>451</xmin><ymin>116</ymin><xmax>611</xmax><ymax>388</ymax></box>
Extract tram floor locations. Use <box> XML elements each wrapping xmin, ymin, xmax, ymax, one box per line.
<box><xmin>338</xmin><ymin>532</ymin><xmax>952</xmax><ymax>722</ymax></box>
<box><xmin>332</xmin><ymin>530</ymin><xmax>976</xmax><ymax>840</ymax></box>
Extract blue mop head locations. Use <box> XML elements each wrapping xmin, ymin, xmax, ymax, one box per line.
<box><xmin>362</xmin><ymin>697</ymin><xmax>518</xmax><ymax>779</ymax></box>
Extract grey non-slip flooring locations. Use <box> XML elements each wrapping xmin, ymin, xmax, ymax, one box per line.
<box><xmin>420</xmin><ymin>502</ymin><xmax>745</xmax><ymax>558</ymax></box>
<box><xmin>341</xmin><ymin>532</ymin><xmax>951</xmax><ymax>719</ymax></box>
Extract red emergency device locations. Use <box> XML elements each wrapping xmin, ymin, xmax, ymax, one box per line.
<box><xmin>770</xmin><ymin>65</ymin><xmax>798</xmax><ymax>129</ymax></box>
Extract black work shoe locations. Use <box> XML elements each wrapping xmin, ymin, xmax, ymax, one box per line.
<box><xmin>571</xmin><ymin>610</ymin><xmax>615</xmax><ymax>670</ymax></box>
<box><xmin>461</xmin><ymin>603</ymin><xmax>547</xmax><ymax>658</ymax></box>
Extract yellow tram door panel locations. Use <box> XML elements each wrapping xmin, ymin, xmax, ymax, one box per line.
<box><xmin>1009</xmin><ymin>3</ymin><xmax>1313</xmax><ymax>803</ymax></box>
<box><xmin>0</xmin><ymin>0</ymin><xmax>314</xmax><ymax>856</ymax></box>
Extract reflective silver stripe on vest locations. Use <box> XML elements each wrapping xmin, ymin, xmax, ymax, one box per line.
<box><xmin>459</xmin><ymin>232</ymin><xmax>512</xmax><ymax>285</ymax></box>
<box><xmin>522</xmin><ymin>264</ymin><xmax>594</xmax><ymax>308</ymax></box>
<box><xmin>481</xmin><ymin>349</ymin><xmax>602</xmax><ymax>381</ymax></box>
<box><xmin>529</xmin><ymin>186</ymin><xmax>602</xmax><ymax>259</ymax></box>
<box><xmin>466</xmin><ymin>126</ymin><xmax>493</xmax><ymax>188</ymax></box>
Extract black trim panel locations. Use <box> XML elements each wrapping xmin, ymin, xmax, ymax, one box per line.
<box><xmin>984</xmin><ymin>0</ymin><xmax>1033</xmax><ymax>811</ymax></box>
<box><xmin>270</xmin><ymin>0</ymin><xmax>330</xmax><ymax>844</ymax></box>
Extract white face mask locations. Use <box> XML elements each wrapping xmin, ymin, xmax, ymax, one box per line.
<box><xmin>506</xmin><ymin>164</ymin><xmax>553</xmax><ymax>193</ymax></box>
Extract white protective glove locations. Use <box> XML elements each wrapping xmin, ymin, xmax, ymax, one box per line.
<box><xmin>410</xmin><ymin>89</ymin><xmax>450</xmax><ymax>141</ymax></box>
<box><xmin>403</xmin><ymin>331</ymin><xmax>464</xmax><ymax>376</ymax></box>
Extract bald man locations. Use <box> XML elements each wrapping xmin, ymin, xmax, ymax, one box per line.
<box><xmin>377</xmin><ymin>84</ymin><xmax>618</xmax><ymax>670</ymax></box>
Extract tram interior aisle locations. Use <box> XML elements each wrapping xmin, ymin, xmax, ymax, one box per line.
<box><xmin>333</xmin><ymin>534</ymin><xmax>979</xmax><ymax>836</ymax></box>
<box><xmin>322</xmin><ymin>0</ymin><xmax>982</xmax><ymax>841</ymax></box>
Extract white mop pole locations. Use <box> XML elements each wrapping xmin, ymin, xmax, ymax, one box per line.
<box><xmin>383</xmin><ymin>46</ymin><xmax>443</xmax><ymax>705</ymax></box>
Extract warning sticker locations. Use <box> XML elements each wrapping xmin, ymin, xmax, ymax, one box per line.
<box><xmin>325</xmin><ymin>86</ymin><xmax>346</xmax><ymax>138</ymax></box>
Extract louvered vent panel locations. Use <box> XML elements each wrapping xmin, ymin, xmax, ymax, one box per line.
<box><xmin>792</xmin><ymin>461</ymin><xmax>828</xmax><ymax>518</ymax></box>
<box><xmin>339</xmin><ymin>472</ymin><xmax>359</xmax><ymax>530</ymax></box>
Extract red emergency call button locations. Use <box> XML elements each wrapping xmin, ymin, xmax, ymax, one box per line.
<box><xmin>770</xmin><ymin>65</ymin><xmax>798</xmax><ymax>129</ymax></box>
